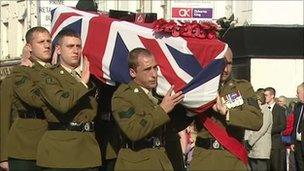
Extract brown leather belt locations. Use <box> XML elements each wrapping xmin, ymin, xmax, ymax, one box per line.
<box><xmin>18</xmin><ymin>109</ymin><xmax>45</xmax><ymax>119</ymax></box>
<box><xmin>48</xmin><ymin>121</ymin><xmax>94</xmax><ymax>132</ymax></box>
<box><xmin>195</xmin><ymin>137</ymin><xmax>224</xmax><ymax>150</ymax></box>
<box><xmin>123</xmin><ymin>137</ymin><xmax>164</xmax><ymax>151</ymax></box>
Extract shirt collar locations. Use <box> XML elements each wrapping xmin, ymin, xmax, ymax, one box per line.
<box><xmin>36</xmin><ymin>59</ymin><xmax>49</xmax><ymax>68</ymax></box>
<box><xmin>140</xmin><ymin>86</ymin><xmax>150</xmax><ymax>95</ymax></box>
<box><xmin>267</xmin><ymin>102</ymin><xmax>276</xmax><ymax>111</ymax></box>
<box><xmin>61</xmin><ymin>64</ymin><xmax>82</xmax><ymax>75</ymax></box>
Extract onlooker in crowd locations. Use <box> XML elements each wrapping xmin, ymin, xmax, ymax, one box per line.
<box><xmin>291</xmin><ymin>82</ymin><xmax>304</xmax><ymax>171</ymax></box>
<box><xmin>0</xmin><ymin>26</ymin><xmax>51</xmax><ymax>171</ymax></box>
<box><xmin>189</xmin><ymin>47</ymin><xmax>263</xmax><ymax>170</ymax></box>
<box><xmin>179</xmin><ymin>123</ymin><xmax>196</xmax><ymax>168</ymax></box>
<box><xmin>111</xmin><ymin>48</ymin><xmax>186</xmax><ymax>170</ymax></box>
<box><xmin>245</xmin><ymin>89</ymin><xmax>273</xmax><ymax>171</ymax></box>
<box><xmin>265</xmin><ymin>87</ymin><xmax>286</xmax><ymax>171</ymax></box>
<box><xmin>289</xmin><ymin>99</ymin><xmax>298</xmax><ymax>113</ymax></box>
<box><xmin>278</xmin><ymin>96</ymin><xmax>292</xmax><ymax>114</ymax></box>
<box><xmin>35</xmin><ymin>29</ymin><xmax>101</xmax><ymax>170</ymax></box>
<box><xmin>278</xmin><ymin>95</ymin><xmax>296</xmax><ymax>171</ymax></box>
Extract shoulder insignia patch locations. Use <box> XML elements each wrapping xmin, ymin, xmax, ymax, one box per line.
<box><xmin>45</xmin><ymin>76</ymin><xmax>57</xmax><ymax>85</ymax></box>
<box><xmin>118</xmin><ymin>107</ymin><xmax>135</xmax><ymax>119</ymax></box>
<box><xmin>33</xmin><ymin>88</ymin><xmax>41</xmax><ymax>96</ymax></box>
<box><xmin>15</xmin><ymin>76</ymin><xmax>27</xmax><ymax>86</ymax></box>
<box><xmin>139</xmin><ymin>119</ymin><xmax>147</xmax><ymax>127</ymax></box>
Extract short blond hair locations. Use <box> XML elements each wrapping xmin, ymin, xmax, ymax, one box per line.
<box><xmin>297</xmin><ymin>82</ymin><xmax>304</xmax><ymax>90</ymax></box>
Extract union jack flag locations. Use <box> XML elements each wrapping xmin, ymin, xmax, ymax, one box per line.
<box><xmin>51</xmin><ymin>6</ymin><xmax>227</xmax><ymax>113</ymax></box>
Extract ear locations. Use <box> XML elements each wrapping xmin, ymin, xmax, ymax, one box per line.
<box><xmin>129</xmin><ymin>68</ymin><xmax>136</xmax><ymax>79</ymax></box>
<box><xmin>55</xmin><ymin>45</ymin><xmax>61</xmax><ymax>55</ymax></box>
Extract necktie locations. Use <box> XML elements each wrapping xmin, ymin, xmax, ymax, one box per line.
<box><xmin>71</xmin><ymin>70</ymin><xmax>81</xmax><ymax>81</ymax></box>
<box><xmin>268</xmin><ymin>106</ymin><xmax>271</xmax><ymax>111</ymax></box>
<box><xmin>147</xmin><ymin>91</ymin><xmax>158</xmax><ymax>105</ymax></box>
<box><xmin>44</xmin><ymin>63</ymin><xmax>52</xmax><ymax>68</ymax></box>
<box><xmin>296</xmin><ymin>105</ymin><xmax>304</xmax><ymax>133</ymax></box>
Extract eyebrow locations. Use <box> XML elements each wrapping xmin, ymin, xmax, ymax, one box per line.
<box><xmin>224</xmin><ymin>58</ymin><xmax>232</xmax><ymax>64</ymax></box>
<box><xmin>65</xmin><ymin>43</ymin><xmax>81</xmax><ymax>47</ymax></box>
<box><xmin>143</xmin><ymin>64</ymin><xmax>158</xmax><ymax>71</ymax></box>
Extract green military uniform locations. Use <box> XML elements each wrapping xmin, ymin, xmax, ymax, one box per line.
<box><xmin>111</xmin><ymin>81</ymin><xmax>174</xmax><ymax>170</ymax></box>
<box><xmin>0</xmin><ymin>76</ymin><xmax>14</xmax><ymax>162</ymax></box>
<box><xmin>35</xmin><ymin>64</ymin><xmax>101</xmax><ymax>169</ymax></box>
<box><xmin>190</xmin><ymin>78</ymin><xmax>263</xmax><ymax>171</ymax></box>
<box><xmin>0</xmin><ymin>61</ymin><xmax>48</xmax><ymax>170</ymax></box>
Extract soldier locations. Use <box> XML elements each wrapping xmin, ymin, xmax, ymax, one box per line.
<box><xmin>34</xmin><ymin>29</ymin><xmax>101</xmax><ymax>170</ymax></box>
<box><xmin>76</xmin><ymin>0</ymin><xmax>98</xmax><ymax>12</ymax></box>
<box><xmin>111</xmin><ymin>48</ymin><xmax>185</xmax><ymax>170</ymax></box>
<box><xmin>189</xmin><ymin>47</ymin><xmax>263</xmax><ymax>170</ymax></box>
<box><xmin>0</xmin><ymin>26</ymin><xmax>52</xmax><ymax>171</ymax></box>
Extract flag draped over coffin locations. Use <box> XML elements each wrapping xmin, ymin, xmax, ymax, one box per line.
<box><xmin>50</xmin><ymin>6</ymin><xmax>227</xmax><ymax>113</ymax></box>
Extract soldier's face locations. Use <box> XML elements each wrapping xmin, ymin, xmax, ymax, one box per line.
<box><xmin>221</xmin><ymin>48</ymin><xmax>233</xmax><ymax>82</ymax></box>
<box><xmin>130</xmin><ymin>55</ymin><xmax>158</xmax><ymax>90</ymax></box>
<box><xmin>297</xmin><ymin>87</ymin><xmax>304</xmax><ymax>103</ymax></box>
<box><xmin>57</xmin><ymin>36</ymin><xmax>82</xmax><ymax>68</ymax></box>
<box><xmin>28</xmin><ymin>31</ymin><xmax>51</xmax><ymax>62</ymax></box>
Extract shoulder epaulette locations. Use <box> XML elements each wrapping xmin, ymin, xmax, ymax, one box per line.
<box><xmin>233</xmin><ymin>79</ymin><xmax>250</xmax><ymax>84</ymax></box>
<box><xmin>114</xmin><ymin>83</ymin><xmax>131</xmax><ymax>96</ymax></box>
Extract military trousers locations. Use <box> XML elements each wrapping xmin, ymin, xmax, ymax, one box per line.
<box><xmin>114</xmin><ymin>148</ymin><xmax>173</xmax><ymax>170</ymax></box>
<box><xmin>189</xmin><ymin>146</ymin><xmax>248</xmax><ymax>171</ymax></box>
<box><xmin>8</xmin><ymin>158</ymin><xmax>40</xmax><ymax>171</ymax></box>
<box><xmin>40</xmin><ymin>167</ymin><xmax>99</xmax><ymax>171</ymax></box>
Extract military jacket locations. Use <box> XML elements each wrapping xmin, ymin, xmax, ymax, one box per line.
<box><xmin>0</xmin><ymin>76</ymin><xmax>14</xmax><ymax>161</ymax></box>
<box><xmin>0</xmin><ymin>61</ymin><xmax>48</xmax><ymax>161</ymax></box>
<box><xmin>35</xmin><ymin>64</ymin><xmax>101</xmax><ymax>168</ymax></box>
<box><xmin>190</xmin><ymin>78</ymin><xmax>263</xmax><ymax>171</ymax></box>
<box><xmin>112</xmin><ymin>81</ymin><xmax>173</xmax><ymax>170</ymax></box>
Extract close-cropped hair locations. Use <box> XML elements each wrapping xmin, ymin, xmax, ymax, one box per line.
<box><xmin>56</xmin><ymin>29</ymin><xmax>81</xmax><ymax>45</ymax></box>
<box><xmin>128</xmin><ymin>48</ymin><xmax>153</xmax><ymax>69</ymax></box>
<box><xmin>265</xmin><ymin>87</ymin><xmax>276</xmax><ymax>97</ymax></box>
<box><xmin>25</xmin><ymin>26</ymin><xmax>50</xmax><ymax>43</ymax></box>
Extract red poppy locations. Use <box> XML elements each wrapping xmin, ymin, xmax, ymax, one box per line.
<box><xmin>153</xmin><ymin>19</ymin><xmax>219</xmax><ymax>40</ymax></box>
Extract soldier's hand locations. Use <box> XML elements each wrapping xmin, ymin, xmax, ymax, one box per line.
<box><xmin>160</xmin><ymin>85</ymin><xmax>184</xmax><ymax>113</ymax></box>
<box><xmin>0</xmin><ymin>161</ymin><xmax>9</xmax><ymax>171</ymax></box>
<box><xmin>212</xmin><ymin>95</ymin><xmax>228</xmax><ymax>115</ymax></box>
<box><xmin>20</xmin><ymin>45</ymin><xmax>32</xmax><ymax>67</ymax></box>
<box><xmin>81</xmin><ymin>56</ymin><xmax>90</xmax><ymax>84</ymax></box>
